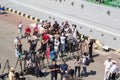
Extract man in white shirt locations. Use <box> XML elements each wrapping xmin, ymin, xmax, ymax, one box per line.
<box><xmin>82</xmin><ymin>52</ymin><xmax>88</xmax><ymax>76</ymax></box>
<box><xmin>60</xmin><ymin>33</ymin><xmax>66</xmax><ymax>53</ymax></box>
<box><xmin>71</xmin><ymin>24</ymin><xmax>77</xmax><ymax>40</ymax></box>
<box><xmin>18</xmin><ymin>22</ymin><xmax>23</xmax><ymax>38</ymax></box>
<box><xmin>104</xmin><ymin>57</ymin><xmax>112</xmax><ymax>80</ymax></box>
<box><xmin>108</xmin><ymin>60</ymin><xmax>119</xmax><ymax>80</ymax></box>
<box><xmin>54</xmin><ymin>38</ymin><xmax>60</xmax><ymax>53</ymax></box>
<box><xmin>14</xmin><ymin>37</ymin><xmax>19</xmax><ymax>57</ymax></box>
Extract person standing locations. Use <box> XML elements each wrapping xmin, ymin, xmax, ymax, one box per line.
<box><xmin>53</xmin><ymin>21</ymin><xmax>59</xmax><ymax>32</ymax></box>
<box><xmin>108</xmin><ymin>60</ymin><xmax>119</xmax><ymax>80</ymax></box>
<box><xmin>88</xmin><ymin>39</ymin><xmax>93</xmax><ymax>59</ymax></box>
<box><xmin>74</xmin><ymin>56</ymin><xmax>82</xmax><ymax>77</ymax></box>
<box><xmin>50</xmin><ymin>46</ymin><xmax>57</xmax><ymax>61</ymax></box>
<box><xmin>33</xmin><ymin>23</ymin><xmax>39</xmax><ymax>36</ymax></box>
<box><xmin>49</xmin><ymin>61</ymin><xmax>59</xmax><ymax>80</ymax></box>
<box><xmin>16</xmin><ymin>40</ymin><xmax>22</xmax><ymax>59</ymax></box>
<box><xmin>72</xmin><ymin>24</ymin><xmax>77</xmax><ymax>40</ymax></box>
<box><xmin>54</xmin><ymin>37</ymin><xmax>60</xmax><ymax>59</ymax></box>
<box><xmin>60</xmin><ymin>33</ymin><xmax>66</xmax><ymax>54</ymax></box>
<box><xmin>24</xmin><ymin>26</ymin><xmax>31</xmax><ymax>39</ymax></box>
<box><xmin>14</xmin><ymin>37</ymin><xmax>20</xmax><ymax>58</ymax></box>
<box><xmin>28</xmin><ymin>39</ymin><xmax>37</xmax><ymax>66</ymax></box>
<box><xmin>82</xmin><ymin>52</ymin><xmax>88</xmax><ymax>76</ymax></box>
<box><xmin>67</xmin><ymin>66</ymin><xmax>74</xmax><ymax>79</ymax></box>
<box><xmin>59</xmin><ymin>60</ymin><xmax>68</xmax><ymax>80</ymax></box>
<box><xmin>104</xmin><ymin>57</ymin><xmax>112</xmax><ymax>80</ymax></box>
<box><xmin>38</xmin><ymin>33</ymin><xmax>49</xmax><ymax>54</ymax></box>
<box><xmin>8</xmin><ymin>67</ymin><xmax>16</xmax><ymax>80</ymax></box>
<box><xmin>18</xmin><ymin>22</ymin><xmax>23</xmax><ymax>38</ymax></box>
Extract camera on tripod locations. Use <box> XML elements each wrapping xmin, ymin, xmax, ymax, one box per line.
<box><xmin>22</xmin><ymin>50</ymin><xmax>30</xmax><ymax>60</ymax></box>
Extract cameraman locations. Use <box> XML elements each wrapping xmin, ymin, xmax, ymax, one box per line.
<box><xmin>8</xmin><ymin>67</ymin><xmax>16</xmax><ymax>80</ymax></box>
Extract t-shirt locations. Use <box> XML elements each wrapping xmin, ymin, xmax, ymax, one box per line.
<box><xmin>82</xmin><ymin>57</ymin><xmax>87</xmax><ymax>67</ymax></box>
<box><xmin>60</xmin><ymin>36</ymin><xmax>66</xmax><ymax>44</ymax></box>
<box><xmin>18</xmin><ymin>23</ymin><xmax>23</xmax><ymax>29</ymax></box>
<box><xmin>54</xmin><ymin>39</ymin><xmax>60</xmax><ymax>51</ymax></box>
<box><xmin>59</xmin><ymin>64</ymin><xmax>68</xmax><ymax>74</ymax></box>
<box><xmin>42</xmin><ymin>34</ymin><xmax>49</xmax><ymax>42</ymax></box>
<box><xmin>109</xmin><ymin>64</ymin><xmax>119</xmax><ymax>73</ymax></box>
<box><xmin>25</xmin><ymin>27</ymin><xmax>31</xmax><ymax>33</ymax></box>
<box><xmin>49</xmin><ymin>34</ymin><xmax>54</xmax><ymax>42</ymax></box>
<box><xmin>75</xmin><ymin>60</ymin><xmax>81</xmax><ymax>67</ymax></box>
<box><xmin>49</xmin><ymin>64</ymin><xmax>59</xmax><ymax>75</ymax></box>
<box><xmin>104</xmin><ymin>60</ymin><xmax>112</xmax><ymax>71</ymax></box>
<box><xmin>72</xmin><ymin>29</ymin><xmax>77</xmax><ymax>40</ymax></box>
<box><xmin>50</xmin><ymin>51</ymin><xmax>57</xmax><ymax>61</ymax></box>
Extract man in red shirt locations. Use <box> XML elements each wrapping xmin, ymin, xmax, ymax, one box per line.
<box><xmin>42</xmin><ymin>33</ymin><xmax>49</xmax><ymax>43</ymax></box>
<box><xmin>38</xmin><ymin>33</ymin><xmax>49</xmax><ymax>53</ymax></box>
<box><xmin>25</xmin><ymin>26</ymin><xmax>31</xmax><ymax>39</ymax></box>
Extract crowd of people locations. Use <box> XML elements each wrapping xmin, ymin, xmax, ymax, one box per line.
<box><xmin>5</xmin><ymin>20</ymin><xmax>119</xmax><ymax>80</ymax></box>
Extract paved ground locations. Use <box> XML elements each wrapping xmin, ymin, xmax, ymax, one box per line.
<box><xmin>0</xmin><ymin>12</ymin><xmax>120</xmax><ymax>80</ymax></box>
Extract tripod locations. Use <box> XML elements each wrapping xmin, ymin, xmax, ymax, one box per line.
<box><xmin>2</xmin><ymin>59</ymin><xmax>10</xmax><ymax>74</ymax></box>
<box><xmin>15</xmin><ymin>58</ymin><xmax>23</xmax><ymax>71</ymax></box>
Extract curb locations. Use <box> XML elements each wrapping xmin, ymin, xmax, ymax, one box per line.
<box><xmin>0</xmin><ymin>5</ymin><xmax>40</xmax><ymax>22</ymax></box>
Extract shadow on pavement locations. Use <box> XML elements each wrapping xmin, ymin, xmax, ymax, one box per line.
<box><xmin>93</xmin><ymin>54</ymin><xmax>99</xmax><ymax>58</ymax></box>
<box><xmin>87</xmin><ymin>70</ymin><xmax>96</xmax><ymax>76</ymax></box>
<box><xmin>43</xmin><ymin>72</ymin><xmax>49</xmax><ymax>77</ymax></box>
<box><xmin>81</xmin><ymin>70</ymin><xmax>96</xmax><ymax>78</ymax></box>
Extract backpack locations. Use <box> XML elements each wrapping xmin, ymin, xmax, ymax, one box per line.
<box><xmin>85</xmin><ymin>57</ymin><xmax>90</xmax><ymax>66</ymax></box>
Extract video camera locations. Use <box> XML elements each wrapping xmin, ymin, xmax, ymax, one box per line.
<box><xmin>22</xmin><ymin>50</ymin><xmax>30</xmax><ymax>60</ymax></box>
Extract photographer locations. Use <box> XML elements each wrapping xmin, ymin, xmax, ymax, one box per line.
<box><xmin>28</xmin><ymin>38</ymin><xmax>37</xmax><ymax>66</ymax></box>
<box><xmin>8</xmin><ymin>67</ymin><xmax>16</xmax><ymax>80</ymax></box>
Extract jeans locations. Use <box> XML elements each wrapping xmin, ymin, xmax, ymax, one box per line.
<box><xmin>108</xmin><ymin>73</ymin><xmax>116</xmax><ymax>80</ymax></box>
<box><xmin>30</xmin><ymin>50</ymin><xmax>35</xmax><ymax>64</ymax></box>
<box><xmin>51</xmin><ymin>74</ymin><xmax>57</xmax><ymax>80</ymax></box>
<box><xmin>60</xmin><ymin>44</ymin><xmax>66</xmax><ymax>53</ymax></box>
<box><xmin>82</xmin><ymin>66</ymin><xmax>87</xmax><ymax>75</ymax></box>
<box><xmin>75</xmin><ymin>66</ymin><xmax>81</xmax><ymax>77</ymax></box>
